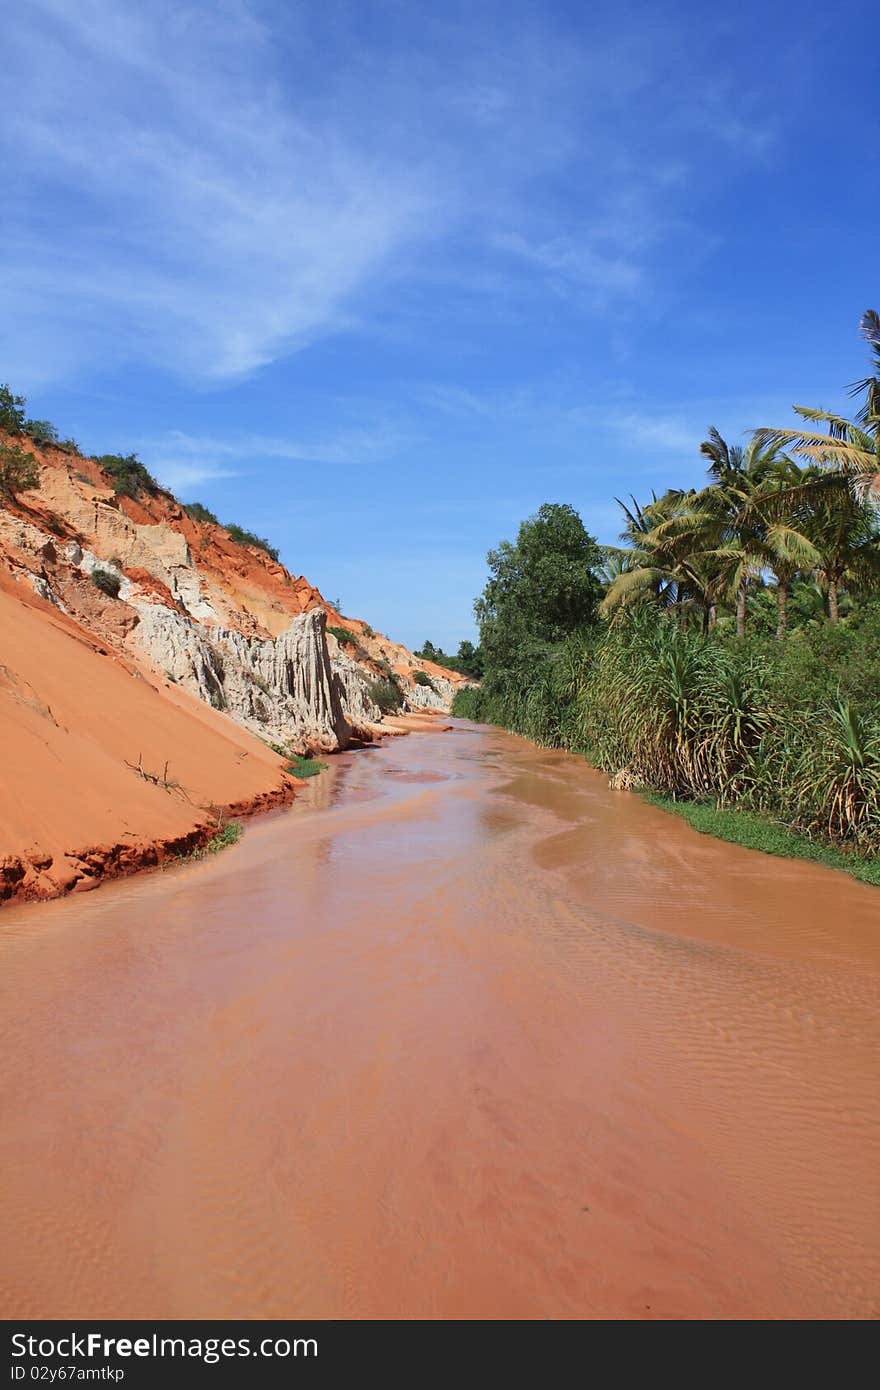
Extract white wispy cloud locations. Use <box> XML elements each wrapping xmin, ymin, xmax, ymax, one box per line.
<box><xmin>2</xmin><ymin>1</ymin><xmax>435</xmax><ymax>383</ymax></box>
<box><xmin>491</xmin><ymin>231</ymin><xmax>642</xmax><ymax>301</ymax></box>
<box><xmin>610</xmin><ymin>413</ymin><xmax>700</xmax><ymax>453</ymax></box>
<box><xmin>139</xmin><ymin>420</ymin><xmax>413</xmax><ymax>493</ymax></box>
<box><xmin>408</xmin><ymin>380</ymin><xmax>700</xmax><ymax>451</ymax></box>
<box><xmin>1</xmin><ymin>1</ymin><xmax>785</xmax><ymax>389</ymax></box>
<box><xmin>148</xmin><ymin>460</ymin><xmax>240</xmax><ymax>492</ymax></box>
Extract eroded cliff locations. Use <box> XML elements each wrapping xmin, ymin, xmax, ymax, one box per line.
<box><xmin>0</xmin><ymin>428</ymin><xmax>469</xmax><ymax>904</ymax></box>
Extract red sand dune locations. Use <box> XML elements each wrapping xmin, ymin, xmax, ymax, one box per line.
<box><xmin>0</xmin><ymin>571</ymin><xmax>294</xmax><ymax>904</ymax></box>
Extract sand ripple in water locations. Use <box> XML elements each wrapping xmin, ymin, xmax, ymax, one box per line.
<box><xmin>0</xmin><ymin>722</ymin><xmax>878</xmax><ymax>1319</ymax></box>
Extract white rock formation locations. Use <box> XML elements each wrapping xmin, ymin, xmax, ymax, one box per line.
<box><xmin>405</xmin><ymin>674</ymin><xmax>457</xmax><ymax>711</ymax></box>
<box><xmin>128</xmin><ymin>603</ymin><xmax>367</xmax><ymax>752</ymax></box>
<box><xmin>332</xmin><ymin>649</ymin><xmax>384</xmax><ymax>727</ymax></box>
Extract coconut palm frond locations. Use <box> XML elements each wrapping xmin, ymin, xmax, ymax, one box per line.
<box><xmin>601</xmin><ymin>565</ymin><xmax>664</xmax><ymax>612</ymax></box>
<box><xmin>700</xmin><ymin>427</ymin><xmax>743</xmax><ymax>478</ymax></box>
<box><xmin>742</xmin><ymin>471</ymin><xmax>847</xmax><ymax>522</ymax></box>
<box><xmin>790</xmin><ymin>405</ymin><xmax>867</xmax><ymax>440</ymax></box>
<box><xmin>860</xmin><ymin>308</ymin><xmax>880</xmax><ymax>353</ymax></box>
<box><xmin>645</xmin><ymin>507</ymin><xmax>715</xmax><ymax>543</ymax></box>
<box><xmin>852</xmin><ymin>471</ymin><xmax>880</xmax><ymax>505</ymax></box>
<box><xmin>752</xmin><ymin>426</ymin><xmax>874</xmax><ymax>474</ymax></box>
<box><xmin>613</xmin><ymin>494</ymin><xmax>646</xmax><ymax>535</ymax></box>
<box><xmin>596</xmin><ymin>546</ymin><xmax>637</xmax><ymax>585</ymax></box>
<box><xmin>765</xmin><ymin>523</ymin><xmax>822</xmax><ymax>568</ymax></box>
<box><xmin>848</xmin><ymin>309</ymin><xmax>880</xmax><ymax>426</ymax></box>
<box><xmin>794</xmin><ymin>441</ymin><xmax>876</xmax><ymax>472</ymax></box>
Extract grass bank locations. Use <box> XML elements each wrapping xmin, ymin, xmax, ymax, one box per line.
<box><xmin>285</xmin><ymin>755</ymin><xmax>328</xmax><ymax>779</ymax></box>
<box><xmin>185</xmin><ymin>819</ymin><xmax>243</xmax><ymax>861</ymax></box>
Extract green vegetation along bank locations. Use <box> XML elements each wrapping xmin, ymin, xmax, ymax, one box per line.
<box><xmin>453</xmin><ymin>310</ymin><xmax>880</xmax><ymax>876</ymax></box>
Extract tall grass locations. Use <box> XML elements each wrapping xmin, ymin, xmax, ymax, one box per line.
<box><xmin>453</xmin><ymin>608</ymin><xmax>880</xmax><ymax>856</ymax></box>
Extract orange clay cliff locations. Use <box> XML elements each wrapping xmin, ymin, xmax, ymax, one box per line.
<box><xmin>0</xmin><ymin>430</ymin><xmax>470</xmax><ymax>905</ymax></box>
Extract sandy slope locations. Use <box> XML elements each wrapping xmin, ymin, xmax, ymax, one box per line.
<box><xmin>0</xmin><ymin>571</ymin><xmax>294</xmax><ymax>904</ymax></box>
<box><xmin>0</xmin><ymin>430</ymin><xmax>469</xmax><ymax>905</ymax></box>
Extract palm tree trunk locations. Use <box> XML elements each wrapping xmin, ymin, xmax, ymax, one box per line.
<box><xmin>828</xmin><ymin>577</ymin><xmax>840</xmax><ymax>625</ymax></box>
<box><xmin>776</xmin><ymin>579</ymin><xmax>788</xmax><ymax>640</ymax></box>
<box><xmin>736</xmin><ymin>580</ymin><xmax>746</xmax><ymax>638</ymax></box>
<box><xmin>708</xmin><ymin>603</ymin><xmax>717</xmax><ymax>630</ymax></box>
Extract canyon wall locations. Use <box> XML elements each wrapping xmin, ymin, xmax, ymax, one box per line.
<box><xmin>0</xmin><ymin>434</ymin><xmax>469</xmax><ymax>744</ymax></box>
<box><xmin>0</xmin><ymin>430</ymin><xmax>471</xmax><ymax>903</ymax></box>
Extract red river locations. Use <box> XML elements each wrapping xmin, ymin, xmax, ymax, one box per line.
<box><xmin>1</xmin><ymin>723</ymin><xmax>878</xmax><ymax>1318</ymax></box>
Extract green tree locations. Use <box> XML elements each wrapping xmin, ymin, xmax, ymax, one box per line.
<box><xmin>224</xmin><ymin>523</ymin><xmax>280</xmax><ymax>562</ymax></box>
<box><xmin>0</xmin><ymin>385</ymin><xmax>26</xmax><ymax>436</ymax></box>
<box><xmin>0</xmin><ymin>443</ymin><xmax>40</xmax><ymax>501</ymax></box>
<box><xmin>183</xmin><ymin>501</ymin><xmax>220</xmax><ymax>525</ymax></box>
<box><xmin>475</xmin><ymin>503</ymin><xmax>602</xmax><ymax>676</ymax></box>
<box><xmin>455</xmin><ymin>639</ymin><xmax>483</xmax><ymax>679</ymax></box>
<box><xmin>96</xmin><ymin>453</ymin><xmax>161</xmax><ymax>500</ymax></box>
<box><xmin>25</xmin><ymin>419</ymin><xmax>60</xmax><ymax>447</ymax></box>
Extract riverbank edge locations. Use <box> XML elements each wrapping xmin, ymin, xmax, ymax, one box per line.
<box><xmin>453</xmin><ymin>712</ymin><xmax>880</xmax><ymax>887</ymax></box>
<box><xmin>0</xmin><ymin>779</ymin><xmax>298</xmax><ymax>910</ymax></box>
<box><xmin>640</xmin><ymin>791</ymin><xmax>880</xmax><ymax>886</ymax></box>
<box><xmin>0</xmin><ymin>712</ymin><xmax>455</xmax><ymax>911</ymax></box>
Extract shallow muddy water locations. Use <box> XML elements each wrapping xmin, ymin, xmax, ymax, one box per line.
<box><xmin>1</xmin><ymin>722</ymin><xmax>878</xmax><ymax>1319</ymax></box>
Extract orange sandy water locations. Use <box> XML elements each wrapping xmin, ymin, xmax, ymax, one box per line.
<box><xmin>1</xmin><ymin>722</ymin><xmax>878</xmax><ymax>1319</ymax></box>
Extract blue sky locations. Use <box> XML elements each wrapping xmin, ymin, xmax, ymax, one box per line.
<box><xmin>2</xmin><ymin>0</ymin><xmax>876</xmax><ymax>649</ymax></box>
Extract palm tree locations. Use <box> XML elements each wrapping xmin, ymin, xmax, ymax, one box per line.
<box><xmin>601</xmin><ymin>491</ymin><xmax>718</xmax><ymax>625</ymax></box>
<box><xmin>604</xmin><ymin>359</ymin><xmax>880</xmax><ymax>638</ymax></box>
<box><xmin>694</xmin><ymin>429</ymin><xmax>797</xmax><ymax>637</ymax></box>
<box><xmin>797</xmin><ymin>470</ymin><xmax>880</xmax><ymax>622</ymax></box>
<box><xmin>754</xmin><ymin>309</ymin><xmax>880</xmax><ymax>500</ymax></box>
<box><xmin>744</xmin><ymin>454</ymin><xmax>824</xmax><ymax>639</ymax></box>
<box><xmin>746</xmin><ymin>464</ymin><xmax>880</xmax><ymax>624</ymax></box>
